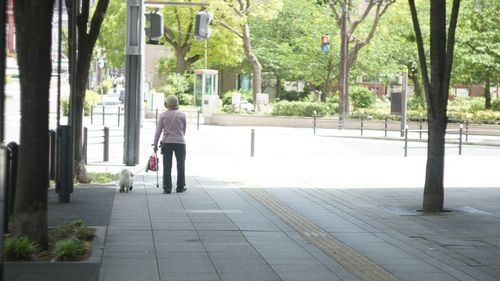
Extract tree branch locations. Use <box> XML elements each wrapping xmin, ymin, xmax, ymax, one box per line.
<box><xmin>409</xmin><ymin>0</ymin><xmax>430</xmax><ymax>100</ymax></box>
<box><xmin>350</xmin><ymin>1</ymin><xmax>376</xmax><ymax>34</ymax></box>
<box><xmin>88</xmin><ymin>0</ymin><xmax>110</xmax><ymax>48</ymax></box>
<box><xmin>443</xmin><ymin>0</ymin><xmax>461</xmax><ymax>95</ymax></box>
<box><xmin>327</xmin><ymin>0</ymin><xmax>341</xmax><ymax>26</ymax></box>
<box><xmin>164</xmin><ymin>27</ymin><xmax>178</xmax><ymax>49</ymax></box>
<box><xmin>219</xmin><ymin>20</ymin><xmax>243</xmax><ymax>38</ymax></box>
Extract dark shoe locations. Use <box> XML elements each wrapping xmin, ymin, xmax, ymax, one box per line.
<box><xmin>176</xmin><ymin>187</ymin><xmax>187</xmax><ymax>193</ymax></box>
<box><xmin>163</xmin><ymin>188</ymin><xmax>171</xmax><ymax>194</ymax></box>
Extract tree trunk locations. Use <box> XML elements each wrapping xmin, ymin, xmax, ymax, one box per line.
<box><xmin>74</xmin><ymin>41</ymin><xmax>92</xmax><ymax>183</ymax></box>
<box><xmin>484</xmin><ymin>77</ymin><xmax>491</xmax><ymax>109</ymax></box>
<box><xmin>423</xmin><ymin>111</ymin><xmax>447</xmax><ymax>212</ymax></box>
<box><xmin>176</xmin><ymin>47</ymin><xmax>188</xmax><ymax>74</ymax></box>
<box><xmin>276</xmin><ymin>75</ymin><xmax>282</xmax><ymax>101</ymax></box>
<box><xmin>71</xmin><ymin>0</ymin><xmax>110</xmax><ymax>183</ymax></box>
<box><xmin>12</xmin><ymin>0</ymin><xmax>54</xmax><ymax>248</ymax></box>
<box><xmin>408</xmin><ymin>65</ymin><xmax>422</xmax><ymax>97</ymax></box>
<box><xmin>242</xmin><ymin>23</ymin><xmax>261</xmax><ymax>104</ymax></box>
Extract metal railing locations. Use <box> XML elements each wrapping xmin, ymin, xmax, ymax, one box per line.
<box><xmin>83</xmin><ymin>126</ymin><xmax>124</xmax><ymax>163</ymax></box>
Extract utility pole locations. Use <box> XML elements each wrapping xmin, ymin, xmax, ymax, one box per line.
<box><xmin>338</xmin><ymin>1</ymin><xmax>348</xmax><ymax>129</ymax></box>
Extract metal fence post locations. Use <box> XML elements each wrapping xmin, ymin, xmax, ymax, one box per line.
<box><xmin>104</xmin><ymin>127</ymin><xmax>109</xmax><ymax>162</ymax></box>
<box><xmin>459</xmin><ymin>124</ymin><xmax>463</xmax><ymax>155</ymax></box>
<box><xmin>102</xmin><ymin>105</ymin><xmax>106</xmax><ymax>126</ymax></box>
<box><xmin>313</xmin><ymin>110</ymin><xmax>317</xmax><ymax>135</ymax></box>
<box><xmin>90</xmin><ymin>106</ymin><xmax>94</xmax><ymax>125</ymax></box>
<box><xmin>251</xmin><ymin>129</ymin><xmax>255</xmax><ymax>157</ymax></box>
<box><xmin>384</xmin><ymin>116</ymin><xmax>388</xmax><ymax>138</ymax></box>
<box><xmin>83</xmin><ymin>127</ymin><xmax>88</xmax><ymax>164</ymax></box>
<box><xmin>419</xmin><ymin>116</ymin><xmax>423</xmax><ymax>139</ymax></box>
<box><xmin>117</xmin><ymin>106</ymin><xmax>121</xmax><ymax>127</ymax></box>
<box><xmin>49</xmin><ymin>130</ymin><xmax>56</xmax><ymax>180</ymax></box>
<box><xmin>465</xmin><ymin>119</ymin><xmax>469</xmax><ymax>142</ymax></box>
<box><xmin>404</xmin><ymin>126</ymin><xmax>408</xmax><ymax>157</ymax></box>
<box><xmin>197</xmin><ymin>108</ymin><xmax>201</xmax><ymax>130</ymax></box>
<box><xmin>360</xmin><ymin>115</ymin><xmax>364</xmax><ymax>136</ymax></box>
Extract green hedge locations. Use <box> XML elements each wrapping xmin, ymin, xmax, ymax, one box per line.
<box><xmin>351</xmin><ymin>108</ymin><xmax>500</xmax><ymax>124</ymax></box>
<box><xmin>271</xmin><ymin>101</ymin><xmax>338</xmax><ymax>117</ymax></box>
<box><xmin>61</xmin><ymin>90</ymin><xmax>99</xmax><ymax>116</ymax></box>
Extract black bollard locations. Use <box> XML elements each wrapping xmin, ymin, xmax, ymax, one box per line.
<box><xmin>56</xmin><ymin>126</ymin><xmax>73</xmax><ymax>203</ymax></box>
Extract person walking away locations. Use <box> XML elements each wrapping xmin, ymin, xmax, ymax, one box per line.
<box><xmin>153</xmin><ymin>95</ymin><xmax>187</xmax><ymax>194</ymax></box>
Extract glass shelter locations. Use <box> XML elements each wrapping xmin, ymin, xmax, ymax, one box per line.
<box><xmin>193</xmin><ymin>69</ymin><xmax>218</xmax><ymax>107</ymax></box>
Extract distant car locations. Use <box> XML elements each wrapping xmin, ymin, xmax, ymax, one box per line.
<box><xmin>240</xmin><ymin>100</ymin><xmax>255</xmax><ymax>112</ymax></box>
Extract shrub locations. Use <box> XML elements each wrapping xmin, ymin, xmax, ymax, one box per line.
<box><xmin>278</xmin><ymin>90</ymin><xmax>308</xmax><ymax>102</ymax></box>
<box><xmin>407</xmin><ymin>96</ymin><xmax>426</xmax><ymax>111</ymax></box>
<box><xmin>177</xmin><ymin>93</ymin><xmax>193</xmax><ymax>106</ymax></box>
<box><xmin>4</xmin><ymin>237</ymin><xmax>40</xmax><ymax>261</ymax></box>
<box><xmin>222</xmin><ymin>90</ymin><xmax>253</xmax><ymax>106</ymax></box>
<box><xmin>61</xmin><ymin>90</ymin><xmax>99</xmax><ymax>117</ymax></box>
<box><xmin>54</xmin><ymin>238</ymin><xmax>85</xmax><ymax>261</ymax></box>
<box><xmin>491</xmin><ymin>99</ymin><xmax>500</xmax><ymax>111</ymax></box>
<box><xmin>350</xmin><ymin>86</ymin><xmax>375</xmax><ymax>109</ymax></box>
<box><xmin>57</xmin><ymin>220</ymin><xmax>95</xmax><ymax>241</ymax></box>
<box><xmin>96</xmin><ymin>79</ymin><xmax>113</xmax><ymax>96</ymax></box>
<box><xmin>272</xmin><ymin>101</ymin><xmax>337</xmax><ymax>117</ymax></box>
<box><xmin>167</xmin><ymin>74</ymin><xmax>190</xmax><ymax>95</ymax></box>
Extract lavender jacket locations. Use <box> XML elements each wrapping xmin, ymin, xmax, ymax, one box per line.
<box><xmin>154</xmin><ymin>109</ymin><xmax>187</xmax><ymax>147</ymax></box>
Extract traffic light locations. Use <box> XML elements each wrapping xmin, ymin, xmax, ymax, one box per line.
<box><xmin>321</xmin><ymin>35</ymin><xmax>330</xmax><ymax>53</ymax></box>
<box><xmin>145</xmin><ymin>12</ymin><xmax>163</xmax><ymax>43</ymax></box>
<box><xmin>194</xmin><ymin>10</ymin><xmax>213</xmax><ymax>40</ymax></box>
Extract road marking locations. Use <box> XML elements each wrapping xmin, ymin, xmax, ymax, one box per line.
<box><xmin>244</xmin><ymin>188</ymin><xmax>401</xmax><ymax>281</ymax></box>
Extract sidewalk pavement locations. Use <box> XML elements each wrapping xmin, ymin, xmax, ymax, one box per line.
<box><xmin>5</xmin><ymin>123</ymin><xmax>500</xmax><ymax>281</ymax></box>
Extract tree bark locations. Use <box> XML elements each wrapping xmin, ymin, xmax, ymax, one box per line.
<box><xmin>484</xmin><ymin>77</ymin><xmax>491</xmax><ymax>109</ymax></box>
<box><xmin>12</xmin><ymin>0</ymin><xmax>54</xmax><ymax>248</ymax></box>
<box><xmin>70</xmin><ymin>0</ymin><xmax>110</xmax><ymax>183</ymax></box>
<box><xmin>408</xmin><ymin>65</ymin><xmax>422</xmax><ymax>97</ymax></box>
<box><xmin>410</xmin><ymin>0</ymin><xmax>461</xmax><ymax>213</ymax></box>
<box><xmin>242</xmin><ymin>23</ymin><xmax>262</xmax><ymax>104</ymax></box>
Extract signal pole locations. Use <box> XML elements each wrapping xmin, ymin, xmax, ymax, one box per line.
<box><xmin>339</xmin><ymin>1</ymin><xmax>348</xmax><ymax>129</ymax></box>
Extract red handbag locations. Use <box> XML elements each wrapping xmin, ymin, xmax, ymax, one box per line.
<box><xmin>147</xmin><ymin>154</ymin><xmax>159</xmax><ymax>172</ymax></box>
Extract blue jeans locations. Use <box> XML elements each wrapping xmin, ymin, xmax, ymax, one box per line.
<box><xmin>161</xmin><ymin>143</ymin><xmax>186</xmax><ymax>190</ymax></box>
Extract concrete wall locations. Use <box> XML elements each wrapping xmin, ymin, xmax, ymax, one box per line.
<box><xmin>145</xmin><ymin>44</ymin><xmax>173</xmax><ymax>89</ymax></box>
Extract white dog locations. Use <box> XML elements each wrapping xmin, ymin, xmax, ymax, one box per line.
<box><xmin>118</xmin><ymin>169</ymin><xmax>134</xmax><ymax>193</ymax></box>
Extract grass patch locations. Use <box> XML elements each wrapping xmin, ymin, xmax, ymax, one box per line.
<box><xmin>4</xmin><ymin>237</ymin><xmax>40</xmax><ymax>261</ymax></box>
<box><xmin>87</xmin><ymin>172</ymin><xmax>117</xmax><ymax>184</ymax></box>
<box><xmin>4</xmin><ymin>220</ymin><xmax>95</xmax><ymax>262</ymax></box>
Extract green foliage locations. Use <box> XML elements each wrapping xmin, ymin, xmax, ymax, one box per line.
<box><xmin>407</xmin><ymin>96</ymin><xmax>426</xmax><ymax>111</ymax></box>
<box><xmin>57</xmin><ymin>220</ymin><xmax>95</xmax><ymax>241</ymax></box>
<box><xmin>278</xmin><ymin>91</ymin><xmax>308</xmax><ymax>102</ymax></box>
<box><xmin>222</xmin><ymin>90</ymin><xmax>253</xmax><ymax>105</ymax></box>
<box><xmin>156</xmin><ymin>58</ymin><xmax>176</xmax><ymax>77</ymax></box>
<box><xmin>453</xmin><ymin>0</ymin><xmax>500</xmax><ymax>87</ymax></box>
<box><xmin>448</xmin><ymin>97</ymin><xmax>486</xmax><ymax>113</ymax></box>
<box><xmin>492</xmin><ymin>99</ymin><xmax>500</xmax><ymax>111</ymax></box>
<box><xmin>84</xmin><ymin>90</ymin><xmax>99</xmax><ymax>116</ymax></box>
<box><xmin>54</xmin><ymin>238</ymin><xmax>86</xmax><ymax>261</ymax></box>
<box><xmin>5</xmin><ymin>75</ymin><xmax>12</xmax><ymax>84</ymax></box>
<box><xmin>272</xmin><ymin>101</ymin><xmax>337</xmax><ymax>117</ymax></box>
<box><xmin>98</xmin><ymin>0</ymin><xmax>126</xmax><ymax>68</ymax></box>
<box><xmin>88</xmin><ymin>172</ymin><xmax>116</xmax><ymax>184</ymax></box>
<box><xmin>177</xmin><ymin>93</ymin><xmax>193</xmax><ymax>106</ymax></box>
<box><xmin>167</xmin><ymin>74</ymin><xmax>190</xmax><ymax>95</ymax></box>
<box><xmin>350</xmin><ymin>86</ymin><xmax>375</xmax><ymax>110</ymax></box>
<box><xmin>4</xmin><ymin>237</ymin><xmax>40</xmax><ymax>261</ymax></box>
<box><xmin>102</xmin><ymin>79</ymin><xmax>113</xmax><ymax>93</ymax></box>
<box><xmin>61</xmin><ymin>90</ymin><xmax>99</xmax><ymax>117</ymax></box>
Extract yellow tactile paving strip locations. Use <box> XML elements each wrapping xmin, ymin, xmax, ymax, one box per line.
<box><xmin>244</xmin><ymin>188</ymin><xmax>401</xmax><ymax>281</ymax></box>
